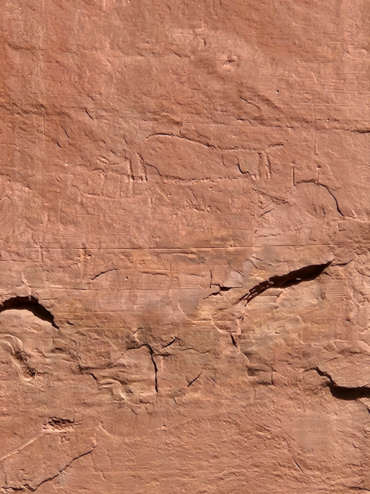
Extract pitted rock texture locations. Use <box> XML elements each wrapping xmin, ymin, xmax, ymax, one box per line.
<box><xmin>1</xmin><ymin>0</ymin><xmax>370</xmax><ymax>492</ymax></box>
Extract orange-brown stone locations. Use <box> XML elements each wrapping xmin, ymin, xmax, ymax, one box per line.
<box><xmin>1</xmin><ymin>1</ymin><xmax>370</xmax><ymax>492</ymax></box>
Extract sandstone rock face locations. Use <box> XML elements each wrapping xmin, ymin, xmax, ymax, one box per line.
<box><xmin>1</xmin><ymin>1</ymin><xmax>370</xmax><ymax>492</ymax></box>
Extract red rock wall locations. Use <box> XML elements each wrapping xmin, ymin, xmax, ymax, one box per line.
<box><xmin>1</xmin><ymin>1</ymin><xmax>370</xmax><ymax>492</ymax></box>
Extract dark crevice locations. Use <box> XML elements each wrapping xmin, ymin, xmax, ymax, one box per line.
<box><xmin>319</xmin><ymin>183</ymin><xmax>345</xmax><ymax>217</ymax></box>
<box><xmin>209</xmin><ymin>284</ymin><xmax>235</xmax><ymax>293</ymax></box>
<box><xmin>204</xmin><ymin>285</ymin><xmax>237</xmax><ymax>300</ymax></box>
<box><xmin>295</xmin><ymin>180</ymin><xmax>344</xmax><ymax>216</ymax></box>
<box><xmin>147</xmin><ymin>345</ymin><xmax>158</xmax><ymax>393</ymax></box>
<box><xmin>187</xmin><ymin>372</ymin><xmax>202</xmax><ymax>387</ymax></box>
<box><xmin>0</xmin><ymin>296</ymin><xmax>58</xmax><ymax>329</ymax></box>
<box><xmin>315</xmin><ymin>368</ymin><xmax>370</xmax><ymax>401</ymax></box>
<box><xmin>330</xmin><ymin>386</ymin><xmax>370</xmax><ymax>400</ymax></box>
<box><xmin>162</xmin><ymin>337</ymin><xmax>178</xmax><ymax>349</ymax></box>
<box><xmin>234</xmin><ymin>262</ymin><xmax>332</xmax><ymax>306</ymax></box>
<box><xmin>230</xmin><ymin>334</ymin><xmax>238</xmax><ymax>348</ymax></box>
<box><xmin>91</xmin><ymin>268</ymin><xmax>117</xmax><ymax>281</ymax></box>
<box><xmin>332</xmin><ymin>259</ymin><xmax>354</xmax><ymax>267</ymax></box>
<box><xmin>351</xmin><ymin>128</ymin><xmax>370</xmax><ymax>134</ymax></box>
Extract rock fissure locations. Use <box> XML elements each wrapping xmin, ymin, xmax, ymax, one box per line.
<box><xmin>162</xmin><ymin>337</ymin><xmax>178</xmax><ymax>349</ymax></box>
<box><xmin>294</xmin><ymin>180</ymin><xmax>344</xmax><ymax>217</ymax></box>
<box><xmin>187</xmin><ymin>372</ymin><xmax>202</xmax><ymax>388</ymax></box>
<box><xmin>148</xmin><ymin>344</ymin><xmax>159</xmax><ymax>393</ymax></box>
<box><xmin>231</xmin><ymin>334</ymin><xmax>238</xmax><ymax>348</ymax></box>
<box><xmin>91</xmin><ymin>268</ymin><xmax>117</xmax><ymax>281</ymax></box>
<box><xmin>26</xmin><ymin>446</ymin><xmax>95</xmax><ymax>492</ymax></box>
<box><xmin>234</xmin><ymin>261</ymin><xmax>332</xmax><ymax>306</ymax></box>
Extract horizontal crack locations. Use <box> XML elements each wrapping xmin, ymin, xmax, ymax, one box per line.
<box><xmin>314</xmin><ymin>368</ymin><xmax>370</xmax><ymax>401</ymax></box>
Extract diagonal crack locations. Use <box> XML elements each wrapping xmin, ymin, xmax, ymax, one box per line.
<box><xmin>91</xmin><ymin>268</ymin><xmax>117</xmax><ymax>282</ymax></box>
<box><xmin>26</xmin><ymin>446</ymin><xmax>96</xmax><ymax>492</ymax></box>
<box><xmin>234</xmin><ymin>261</ymin><xmax>332</xmax><ymax>306</ymax></box>
<box><xmin>187</xmin><ymin>372</ymin><xmax>202</xmax><ymax>388</ymax></box>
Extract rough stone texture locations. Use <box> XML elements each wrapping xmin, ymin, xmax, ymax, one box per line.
<box><xmin>1</xmin><ymin>1</ymin><xmax>370</xmax><ymax>492</ymax></box>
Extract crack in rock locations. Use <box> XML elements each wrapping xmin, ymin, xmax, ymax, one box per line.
<box><xmin>187</xmin><ymin>372</ymin><xmax>202</xmax><ymax>388</ymax></box>
<box><xmin>234</xmin><ymin>261</ymin><xmax>332</xmax><ymax>306</ymax></box>
<box><xmin>11</xmin><ymin>446</ymin><xmax>95</xmax><ymax>492</ymax></box>
<box><xmin>91</xmin><ymin>268</ymin><xmax>117</xmax><ymax>282</ymax></box>
<box><xmin>295</xmin><ymin>180</ymin><xmax>344</xmax><ymax>217</ymax></box>
<box><xmin>147</xmin><ymin>344</ymin><xmax>159</xmax><ymax>393</ymax></box>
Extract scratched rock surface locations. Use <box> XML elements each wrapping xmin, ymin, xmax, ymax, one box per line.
<box><xmin>1</xmin><ymin>0</ymin><xmax>370</xmax><ymax>492</ymax></box>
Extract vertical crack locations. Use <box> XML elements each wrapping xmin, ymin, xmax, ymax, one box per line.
<box><xmin>230</xmin><ymin>334</ymin><xmax>238</xmax><ymax>348</ymax></box>
<box><xmin>148</xmin><ymin>345</ymin><xmax>158</xmax><ymax>393</ymax></box>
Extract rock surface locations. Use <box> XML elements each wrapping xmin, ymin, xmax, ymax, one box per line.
<box><xmin>1</xmin><ymin>0</ymin><xmax>370</xmax><ymax>492</ymax></box>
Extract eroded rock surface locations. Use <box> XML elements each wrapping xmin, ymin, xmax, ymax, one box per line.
<box><xmin>1</xmin><ymin>0</ymin><xmax>370</xmax><ymax>492</ymax></box>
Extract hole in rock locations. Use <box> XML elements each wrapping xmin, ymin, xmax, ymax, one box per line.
<box><xmin>0</xmin><ymin>296</ymin><xmax>59</xmax><ymax>329</ymax></box>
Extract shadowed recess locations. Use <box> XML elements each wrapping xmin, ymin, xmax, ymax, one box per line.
<box><xmin>0</xmin><ymin>296</ymin><xmax>59</xmax><ymax>329</ymax></box>
<box><xmin>329</xmin><ymin>386</ymin><xmax>370</xmax><ymax>401</ymax></box>
<box><xmin>315</xmin><ymin>368</ymin><xmax>370</xmax><ymax>401</ymax></box>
